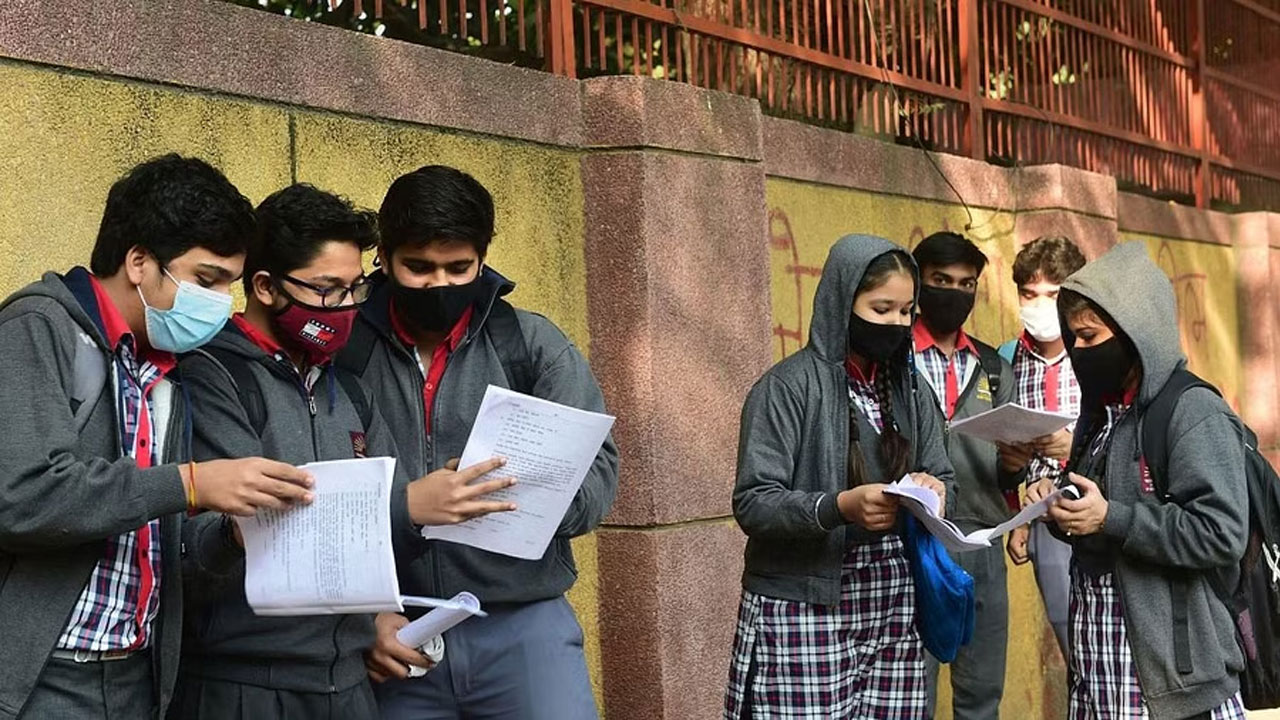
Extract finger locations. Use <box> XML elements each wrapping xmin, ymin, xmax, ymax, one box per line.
<box><xmin>383</xmin><ymin>642</ymin><xmax>433</xmax><ymax>668</ymax></box>
<box><xmin>245</xmin><ymin>491</ymin><xmax>291</xmax><ymax>512</ymax></box>
<box><xmin>457</xmin><ymin>476</ymin><xmax>517</xmax><ymax>500</ymax></box>
<box><xmin>445</xmin><ymin>458</ymin><xmax>461</xmax><ymax>471</ymax></box>
<box><xmin>259</xmin><ymin>460</ymin><xmax>315</xmax><ymax>487</ymax></box>
<box><xmin>1068</xmin><ymin>474</ymin><xmax>1099</xmax><ymax>493</ymax></box>
<box><xmin>368</xmin><ymin>669</ymin><xmax>389</xmax><ymax>684</ymax></box>
<box><xmin>456</xmin><ymin>457</ymin><xmax>508</xmax><ymax>483</ymax></box>
<box><xmin>258</xmin><ymin>479</ymin><xmax>314</xmax><ymax>505</ymax></box>
<box><xmin>454</xmin><ymin>500</ymin><xmax>519</xmax><ymax>518</ymax></box>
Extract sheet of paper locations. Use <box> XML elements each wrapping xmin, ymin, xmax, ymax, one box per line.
<box><xmin>396</xmin><ymin>592</ymin><xmax>486</xmax><ymax>649</ymax></box>
<box><xmin>947</xmin><ymin>403</ymin><xmax>1075</xmax><ymax>445</ymax></box>
<box><xmin>884</xmin><ymin>476</ymin><xmax>1065</xmax><ymax>553</ymax></box>
<box><xmin>237</xmin><ymin>457</ymin><xmax>402</xmax><ymax>616</ymax></box>
<box><xmin>422</xmin><ymin>386</ymin><xmax>616</xmax><ymax>560</ymax></box>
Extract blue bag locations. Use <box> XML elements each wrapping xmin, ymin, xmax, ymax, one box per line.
<box><xmin>903</xmin><ymin>514</ymin><xmax>975</xmax><ymax>662</ymax></box>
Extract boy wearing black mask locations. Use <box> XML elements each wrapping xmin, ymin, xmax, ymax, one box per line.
<box><xmin>174</xmin><ymin>184</ymin><xmax>515</xmax><ymax>720</ymax></box>
<box><xmin>337</xmin><ymin>166</ymin><xmax>619</xmax><ymax>719</ymax></box>
<box><xmin>911</xmin><ymin>232</ymin><xmax>1022</xmax><ymax>720</ymax></box>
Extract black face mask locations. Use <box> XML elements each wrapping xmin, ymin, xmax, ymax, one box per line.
<box><xmin>847</xmin><ymin>313</ymin><xmax>910</xmax><ymax>363</ymax></box>
<box><xmin>391</xmin><ymin>277</ymin><xmax>483</xmax><ymax>334</ymax></box>
<box><xmin>1069</xmin><ymin>336</ymin><xmax>1137</xmax><ymax>402</ymax></box>
<box><xmin>917</xmin><ymin>285</ymin><xmax>975</xmax><ymax>335</ymax></box>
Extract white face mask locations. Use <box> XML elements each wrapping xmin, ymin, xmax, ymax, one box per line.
<box><xmin>1020</xmin><ymin>299</ymin><xmax>1061</xmax><ymax>342</ymax></box>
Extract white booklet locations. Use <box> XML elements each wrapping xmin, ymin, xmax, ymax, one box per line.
<box><xmin>884</xmin><ymin>475</ymin><xmax>1066</xmax><ymax>554</ymax></box>
<box><xmin>948</xmin><ymin>403</ymin><xmax>1074</xmax><ymax>445</ymax></box>
<box><xmin>422</xmin><ymin>386</ymin><xmax>616</xmax><ymax>560</ymax></box>
<box><xmin>237</xmin><ymin>457</ymin><xmax>475</xmax><ymax>616</ymax></box>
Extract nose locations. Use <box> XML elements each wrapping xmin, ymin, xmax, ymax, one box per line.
<box><xmin>423</xmin><ymin>269</ymin><xmax>452</xmax><ymax>288</ymax></box>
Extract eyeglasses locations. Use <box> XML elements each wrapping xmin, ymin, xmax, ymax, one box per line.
<box><xmin>279</xmin><ymin>275</ymin><xmax>372</xmax><ymax>309</ymax></box>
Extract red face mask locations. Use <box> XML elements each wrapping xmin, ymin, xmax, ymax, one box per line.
<box><xmin>273</xmin><ymin>302</ymin><xmax>357</xmax><ymax>366</ymax></box>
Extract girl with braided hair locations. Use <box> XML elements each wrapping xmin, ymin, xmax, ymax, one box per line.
<box><xmin>724</xmin><ymin>235</ymin><xmax>954</xmax><ymax>719</ymax></box>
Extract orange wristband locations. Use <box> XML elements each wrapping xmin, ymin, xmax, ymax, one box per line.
<box><xmin>186</xmin><ymin>461</ymin><xmax>199</xmax><ymax>512</ymax></box>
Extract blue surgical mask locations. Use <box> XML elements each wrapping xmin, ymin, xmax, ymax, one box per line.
<box><xmin>137</xmin><ymin>269</ymin><xmax>232</xmax><ymax>353</ymax></box>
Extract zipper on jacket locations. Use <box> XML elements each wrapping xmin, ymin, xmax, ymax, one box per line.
<box><xmin>271</xmin><ymin>355</ymin><xmax>321</xmax><ymax>461</ymax></box>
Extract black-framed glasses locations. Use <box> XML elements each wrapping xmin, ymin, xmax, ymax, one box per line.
<box><xmin>279</xmin><ymin>275</ymin><xmax>372</xmax><ymax>309</ymax></box>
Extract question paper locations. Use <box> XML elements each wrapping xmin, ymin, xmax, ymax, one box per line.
<box><xmin>422</xmin><ymin>386</ymin><xmax>615</xmax><ymax>560</ymax></box>
<box><xmin>884</xmin><ymin>476</ymin><xmax>1066</xmax><ymax>554</ymax></box>
<box><xmin>237</xmin><ymin>457</ymin><xmax>404</xmax><ymax>616</ymax></box>
<box><xmin>948</xmin><ymin>403</ymin><xmax>1075</xmax><ymax>445</ymax></box>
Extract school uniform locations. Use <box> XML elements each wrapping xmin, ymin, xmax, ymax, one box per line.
<box><xmin>724</xmin><ymin>235</ymin><xmax>955</xmax><ymax>719</ymax></box>
<box><xmin>1056</xmin><ymin>243</ymin><xmax>1248</xmax><ymax>719</ymax></box>
<box><xmin>173</xmin><ymin>316</ymin><xmax>421</xmax><ymax>720</ymax></box>
<box><xmin>0</xmin><ymin>268</ymin><xmax>190</xmax><ymax>720</ymax></box>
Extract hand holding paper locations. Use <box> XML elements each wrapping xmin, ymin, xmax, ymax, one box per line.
<box><xmin>885</xmin><ymin>475</ymin><xmax>1066</xmax><ymax>554</ymax></box>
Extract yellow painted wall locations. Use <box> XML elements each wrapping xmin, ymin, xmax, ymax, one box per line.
<box><xmin>766</xmin><ymin>177</ymin><xmax>1065</xmax><ymax>720</ymax></box>
<box><xmin>0</xmin><ymin>61</ymin><xmax>605</xmax><ymax>708</ymax></box>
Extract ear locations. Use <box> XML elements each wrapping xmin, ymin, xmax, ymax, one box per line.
<box><xmin>376</xmin><ymin>248</ymin><xmax>390</xmax><ymax>272</ymax></box>
<box><xmin>250</xmin><ymin>271</ymin><xmax>278</xmax><ymax>308</ymax></box>
<box><xmin>123</xmin><ymin>245</ymin><xmax>151</xmax><ymax>286</ymax></box>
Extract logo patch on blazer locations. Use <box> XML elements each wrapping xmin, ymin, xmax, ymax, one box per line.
<box><xmin>1139</xmin><ymin>456</ymin><xmax>1155</xmax><ymax>494</ymax></box>
<box><xmin>350</xmin><ymin>431</ymin><xmax>368</xmax><ymax>458</ymax></box>
<box><xmin>976</xmin><ymin>373</ymin><xmax>993</xmax><ymax>404</ymax></box>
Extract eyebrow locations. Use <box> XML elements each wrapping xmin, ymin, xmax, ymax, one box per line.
<box><xmin>197</xmin><ymin>263</ymin><xmax>236</xmax><ymax>282</ymax></box>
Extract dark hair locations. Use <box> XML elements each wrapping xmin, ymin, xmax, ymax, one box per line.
<box><xmin>90</xmin><ymin>154</ymin><xmax>256</xmax><ymax>276</ymax></box>
<box><xmin>1058</xmin><ymin>288</ymin><xmax>1127</xmax><ymax>344</ymax></box>
<box><xmin>378</xmin><ymin>165</ymin><xmax>495</xmax><ymax>261</ymax></box>
<box><xmin>247</xmin><ymin>184</ymin><xmax>378</xmax><ymax>293</ymax></box>
<box><xmin>1013</xmin><ymin>235</ymin><xmax>1086</xmax><ymax>287</ymax></box>
<box><xmin>912</xmin><ymin>231</ymin><xmax>988</xmax><ymax>276</ymax></box>
<box><xmin>852</xmin><ymin>250</ymin><xmax>915</xmax><ymax>484</ymax></box>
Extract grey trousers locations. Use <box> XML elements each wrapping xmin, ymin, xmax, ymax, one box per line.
<box><xmin>374</xmin><ymin>595</ymin><xmax>597</xmax><ymax>720</ymax></box>
<box><xmin>169</xmin><ymin>675</ymin><xmax>378</xmax><ymax>720</ymax></box>
<box><xmin>19</xmin><ymin>653</ymin><xmax>153</xmax><ymax>720</ymax></box>
<box><xmin>926</xmin><ymin>542</ymin><xmax>1009</xmax><ymax>720</ymax></box>
<box><xmin>1027</xmin><ymin>520</ymin><xmax>1072</xmax><ymax>660</ymax></box>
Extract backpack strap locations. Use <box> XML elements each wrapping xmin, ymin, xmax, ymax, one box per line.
<box><xmin>976</xmin><ymin>342</ymin><xmax>1003</xmax><ymax>402</ymax></box>
<box><xmin>197</xmin><ymin>347</ymin><xmax>268</xmax><ymax>437</ymax></box>
<box><xmin>337</xmin><ymin>318</ymin><xmax>378</xmax><ymax>377</ymax></box>
<box><xmin>997</xmin><ymin>338</ymin><xmax>1018</xmax><ymax>364</ymax></box>
<box><xmin>484</xmin><ymin>299</ymin><xmax>535</xmax><ymax>395</ymax></box>
<box><xmin>70</xmin><ymin>329</ymin><xmax>108</xmax><ymax>433</ymax></box>
<box><xmin>333</xmin><ymin>367</ymin><xmax>373</xmax><ymax>430</ymax></box>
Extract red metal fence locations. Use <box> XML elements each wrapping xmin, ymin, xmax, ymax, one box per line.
<box><xmin>243</xmin><ymin>0</ymin><xmax>1280</xmax><ymax>211</ymax></box>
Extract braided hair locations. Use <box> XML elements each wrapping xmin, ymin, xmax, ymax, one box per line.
<box><xmin>847</xmin><ymin>250</ymin><xmax>915</xmax><ymax>487</ymax></box>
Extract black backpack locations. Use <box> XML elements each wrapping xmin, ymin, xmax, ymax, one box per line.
<box><xmin>1141</xmin><ymin>369</ymin><xmax>1280</xmax><ymax>710</ymax></box>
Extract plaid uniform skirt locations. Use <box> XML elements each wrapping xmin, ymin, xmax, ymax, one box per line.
<box><xmin>1067</xmin><ymin>566</ymin><xmax>1246</xmax><ymax>720</ymax></box>
<box><xmin>724</xmin><ymin>535</ymin><xmax>927</xmax><ymax>719</ymax></box>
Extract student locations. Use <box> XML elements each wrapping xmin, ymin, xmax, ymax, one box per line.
<box><xmin>335</xmin><ymin>166</ymin><xmax>619</xmax><ymax>719</ymax></box>
<box><xmin>724</xmin><ymin>234</ymin><xmax>954</xmax><ymax>719</ymax></box>
<box><xmin>0</xmin><ymin>155</ymin><xmax>314</xmax><ymax>720</ymax></box>
<box><xmin>998</xmin><ymin>235</ymin><xmax>1086</xmax><ymax>660</ymax></box>
<box><xmin>910</xmin><ymin>232</ymin><xmax>1021</xmax><ymax>720</ymax></box>
<box><xmin>172</xmin><ymin>184</ymin><xmax>518</xmax><ymax>720</ymax></box>
<box><xmin>1027</xmin><ymin>242</ymin><xmax>1247</xmax><ymax>719</ymax></box>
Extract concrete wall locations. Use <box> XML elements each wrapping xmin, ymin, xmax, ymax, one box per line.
<box><xmin>3</xmin><ymin>2</ymin><xmax>1279</xmax><ymax>718</ymax></box>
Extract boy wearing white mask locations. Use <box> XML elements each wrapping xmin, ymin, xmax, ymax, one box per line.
<box><xmin>997</xmin><ymin>236</ymin><xmax>1087</xmax><ymax>660</ymax></box>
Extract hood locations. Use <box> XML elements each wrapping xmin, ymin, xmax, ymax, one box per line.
<box><xmin>808</xmin><ymin>234</ymin><xmax>918</xmax><ymax>363</ymax></box>
<box><xmin>1059</xmin><ymin>241</ymin><xmax>1184</xmax><ymax>407</ymax></box>
<box><xmin>0</xmin><ymin>268</ymin><xmax>116</xmax><ymax>351</ymax></box>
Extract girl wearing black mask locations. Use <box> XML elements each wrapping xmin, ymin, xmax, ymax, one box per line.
<box><xmin>1026</xmin><ymin>241</ymin><xmax>1247</xmax><ymax>720</ymax></box>
<box><xmin>725</xmin><ymin>237</ymin><xmax>954</xmax><ymax>719</ymax></box>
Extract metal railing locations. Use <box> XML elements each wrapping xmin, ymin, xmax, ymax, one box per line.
<box><xmin>233</xmin><ymin>0</ymin><xmax>1280</xmax><ymax>211</ymax></box>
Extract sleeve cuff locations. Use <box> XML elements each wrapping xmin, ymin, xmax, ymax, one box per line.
<box><xmin>816</xmin><ymin>493</ymin><xmax>845</xmax><ymax>531</ymax></box>
<box><xmin>1101</xmin><ymin>501</ymin><xmax>1133</xmax><ymax>539</ymax></box>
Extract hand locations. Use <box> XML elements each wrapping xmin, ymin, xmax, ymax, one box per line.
<box><xmin>1048</xmin><ymin>473</ymin><xmax>1108</xmax><ymax>536</ymax></box>
<box><xmin>1006</xmin><ymin>524</ymin><xmax>1030</xmax><ymax>565</ymax></box>
<box><xmin>192</xmin><ymin>459</ymin><xmax>315</xmax><ymax>516</ymax></box>
<box><xmin>997</xmin><ymin>442</ymin><xmax>1035</xmax><ymax>473</ymax></box>
<box><xmin>1025</xmin><ymin>476</ymin><xmax>1056</xmax><ymax>505</ymax></box>
<box><xmin>365</xmin><ymin>613</ymin><xmax>434</xmax><ymax>683</ymax></box>
<box><xmin>407</xmin><ymin>457</ymin><xmax>518</xmax><ymax>526</ymax></box>
<box><xmin>1033</xmin><ymin>429</ymin><xmax>1074</xmax><ymax>462</ymax></box>
<box><xmin>836</xmin><ymin>484</ymin><xmax>900</xmax><ymax>531</ymax></box>
<box><xmin>909</xmin><ymin>473</ymin><xmax>947</xmax><ymax>518</ymax></box>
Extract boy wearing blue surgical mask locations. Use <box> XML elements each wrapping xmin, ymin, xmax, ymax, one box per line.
<box><xmin>997</xmin><ymin>235</ymin><xmax>1087</xmax><ymax>661</ymax></box>
<box><xmin>0</xmin><ymin>155</ymin><xmax>316</xmax><ymax>720</ymax></box>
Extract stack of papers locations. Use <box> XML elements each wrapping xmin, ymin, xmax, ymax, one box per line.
<box><xmin>884</xmin><ymin>476</ymin><xmax>1065</xmax><ymax>554</ymax></box>
<box><xmin>422</xmin><ymin>386</ymin><xmax>616</xmax><ymax>561</ymax></box>
<box><xmin>948</xmin><ymin>404</ymin><xmax>1074</xmax><ymax>445</ymax></box>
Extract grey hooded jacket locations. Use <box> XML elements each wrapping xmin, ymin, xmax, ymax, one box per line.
<box><xmin>1059</xmin><ymin>242</ymin><xmax>1247</xmax><ymax>719</ymax></box>
<box><xmin>733</xmin><ymin>234</ymin><xmax>955</xmax><ymax>606</ymax></box>
<box><xmin>0</xmin><ymin>269</ymin><xmax>189</xmax><ymax>719</ymax></box>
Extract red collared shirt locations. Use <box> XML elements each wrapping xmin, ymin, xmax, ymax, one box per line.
<box><xmin>58</xmin><ymin>277</ymin><xmax>174</xmax><ymax>652</ymax></box>
<box><xmin>912</xmin><ymin>320</ymin><xmax>979</xmax><ymax>419</ymax></box>
<box><xmin>391</xmin><ymin>303</ymin><xmax>474</xmax><ymax>436</ymax></box>
<box><xmin>231</xmin><ymin>314</ymin><xmax>323</xmax><ymax>392</ymax></box>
